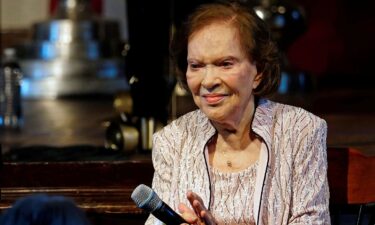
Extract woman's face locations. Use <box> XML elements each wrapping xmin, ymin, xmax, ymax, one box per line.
<box><xmin>186</xmin><ymin>22</ymin><xmax>261</xmax><ymax>124</ymax></box>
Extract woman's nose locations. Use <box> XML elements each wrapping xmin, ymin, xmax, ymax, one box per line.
<box><xmin>201</xmin><ymin>65</ymin><xmax>220</xmax><ymax>89</ymax></box>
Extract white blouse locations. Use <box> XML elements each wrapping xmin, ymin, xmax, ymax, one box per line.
<box><xmin>209</xmin><ymin>161</ymin><xmax>258</xmax><ymax>225</ymax></box>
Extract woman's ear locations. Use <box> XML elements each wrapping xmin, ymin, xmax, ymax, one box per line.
<box><xmin>253</xmin><ymin>72</ymin><xmax>263</xmax><ymax>89</ymax></box>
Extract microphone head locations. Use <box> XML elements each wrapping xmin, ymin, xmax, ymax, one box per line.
<box><xmin>131</xmin><ymin>184</ymin><xmax>162</xmax><ymax>213</ymax></box>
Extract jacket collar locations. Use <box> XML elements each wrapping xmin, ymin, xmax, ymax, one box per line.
<box><xmin>195</xmin><ymin>110</ymin><xmax>216</xmax><ymax>146</ymax></box>
<box><xmin>252</xmin><ymin>98</ymin><xmax>274</xmax><ymax>148</ymax></box>
<box><xmin>195</xmin><ymin>98</ymin><xmax>274</xmax><ymax>149</ymax></box>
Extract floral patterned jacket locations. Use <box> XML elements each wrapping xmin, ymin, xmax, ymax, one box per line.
<box><xmin>146</xmin><ymin>99</ymin><xmax>330</xmax><ymax>225</ymax></box>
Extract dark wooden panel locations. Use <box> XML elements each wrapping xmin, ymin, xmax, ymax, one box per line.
<box><xmin>0</xmin><ymin>159</ymin><xmax>154</xmax><ymax>215</ymax></box>
<box><xmin>328</xmin><ymin>147</ymin><xmax>375</xmax><ymax>205</ymax></box>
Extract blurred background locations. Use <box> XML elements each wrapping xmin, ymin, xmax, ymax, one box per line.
<box><xmin>0</xmin><ymin>0</ymin><xmax>374</xmax><ymax>224</ymax></box>
<box><xmin>1</xmin><ymin>0</ymin><xmax>375</xmax><ymax>113</ymax></box>
<box><xmin>1</xmin><ymin>0</ymin><xmax>374</xmax><ymax>118</ymax></box>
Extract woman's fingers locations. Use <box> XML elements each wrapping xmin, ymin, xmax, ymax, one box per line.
<box><xmin>187</xmin><ymin>191</ymin><xmax>206</xmax><ymax>215</ymax></box>
<box><xmin>186</xmin><ymin>191</ymin><xmax>218</xmax><ymax>225</ymax></box>
<box><xmin>186</xmin><ymin>191</ymin><xmax>205</xmax><ymax>221</ymax></box>
<box><xmin>191</xmin><ymin>200</ymin><xmax>217</xmax><ymax>225</ymax></box>
<box><xmin>200</xmin><ymin>210</ymin><xmax>218</xmax><ymax>225</ymax></box>
<box><xmin>187</xmin><ymin>191</ymin><xmax>204</xmax><ymax>206</ymax></box>
<box><xmin>178</xmin><ymin>203</ymin><xmax>199</xmax><ymax>224</ymax></box>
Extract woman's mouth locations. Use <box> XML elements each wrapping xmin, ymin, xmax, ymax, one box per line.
<box><xmin>202</xmin><ymin>94</ymin><xmax>227</xmax><ymax>104</ymax></box>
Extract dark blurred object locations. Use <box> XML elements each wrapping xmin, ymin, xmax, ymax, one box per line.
<box><xmin>105</xmin><ymin>115</ymin><xmax>163</xmax><ymax>153</ymax></box>
<box><xmin>247</xmin><ymin>0</ymin><xmax>313</xmax><ymax>96</ymax></box>
<box><xmin>105</xmin><ymin>113</ymin><xmax>139</xmax><ymax>154</ymax></box>
<box><xmin>139</xmin><ymin>117</ymin><xmax>163</xmax><ymax>151</ymax></box>
<box><xmin>248</xmin><ymin>0</ymin><xmax>307</xmax><ymax>51</ymax></box>
<box><xmin>49</xmin><ymin>0</ymin><xmax>103</xmax><ymax>17</ymax></box>
<box><xmin>128</xmin><ymin>77</ymin><xmax>175</xmax><ymax>124</ymax></box>
<box><xmin>287</xmin><ymin>0</ymin><xmax>375</xmax><ymax>79</ymax></box>
<box><xmin>106</xmin><ymin>92</ymin><xmax>137</xmax><ymax>153</ymax></box>
<box><xmin>16</xmin><ymin>0</ymin><xmax>128</xmax><ymax>98</ymax></box>
<box><xmin>2</xmin><ymin>145</ymin><xmax>128</xmax><ymax>162</ymax></box>
<box><xmin>105</xmin><ymin>92</ymin><xmax>163</xmax><ymax>153</ymax></box>
<box><xmin>125</xmin><ymin>0</ymin><xmax>175</xmax><ymax>124</ymax></box>
<box><xmin>0</xmin><ymin>194</ymin><xmax>90</xmax><ymax>225</ymax></box>
<box><xmin>52</xmin><ymin>0</ymin><xmax>98</xmax><ymax>20</ymax></box>
<box><xmin>278</xmin><ymin>70</ymin><xmax>313</xmax><ymax>94</ymax></box>
<box><xmin>0</xmin><ymin>48</ymin><xmax>23</xmax><ymax>129</ymax></box>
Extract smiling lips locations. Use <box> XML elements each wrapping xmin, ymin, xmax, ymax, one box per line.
<box><xmin>202</xmin><ymin>94</ymin><xmax>228</xmax><ymax>104</ymax></box>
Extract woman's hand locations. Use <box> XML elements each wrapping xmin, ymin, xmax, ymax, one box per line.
<box><xmin>178</xmin><ymin>191</ymin><xmax>218</xmax><ymax>225</ymax></box>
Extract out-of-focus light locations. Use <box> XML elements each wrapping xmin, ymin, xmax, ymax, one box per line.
<box><xmin>50</xmin><ymin>22</ymin><xmax>59</xmax><ymax>42</ymax></box>
<box><xmin>254</xmin><ymin>9</ymin><xmax>265</xmax><ymax>20</ymax></box>
<box><xmin>67</xmin><ymin>0</ymin><xmax>77</xmax><ymax>8</ymax></box>
<box><xmin>51</xmin><ymin>62</ymin><xmax>64</xmax><ymax>78</ymax></box>
<box><xmin>87</xmin><ymin>42</ymin><xmax>99</xmax><ymax>59</ymax></box>
<box><xmin>278</xmin><ymin>6</ymin><xmax>286</xmax><ymax>14</ymax></box>
<box><xmin>278</xmin><ymin>72</ymin><xmax>289</xmax><ymax>94</ymax></box>
<box><xmin>41</xmin><ymin>42</ymin><xmax>54</xmax><ymax>59</ymax></box>
<box><xmin>21</xmin><ymin>78</ymin><xmax>31</xmax><ymax>97</ymax></box>
<box><xmin>292</xmin><ymin>10</ymin><xmax>301</xmax><ymax>20</ymax></box>
<box><xmin>98</xmin><ymin>60</ymin><xmax>120</xmax><ymax>78</ymax></box>
<box><xmin>298</xmin><ymin>72</ymin><xmax>306</xmax><ymax>86</ymax></box>
<box><xmin>274</xmin><ymin>15</ymin><xmax>286</xmax><ymax>28</ymax></box>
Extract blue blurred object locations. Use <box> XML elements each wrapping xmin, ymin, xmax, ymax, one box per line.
<box><xmin>0</xmin><ymin>194</ymin><xmax>90</xmax><ymax>225</ymax></box>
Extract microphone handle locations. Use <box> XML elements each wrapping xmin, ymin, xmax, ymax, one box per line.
<box><xmin>152</xmin><ymin>202</ymin><xmax>187</xmax><ymax>225</ymax></box>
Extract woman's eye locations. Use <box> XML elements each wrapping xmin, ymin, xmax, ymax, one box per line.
<box><xmin>220</xmin><ymin>61</ymin><xmax>233</xmax><ymax>68</ymax></box>
<box><xmin>189</xmin><ymin>63</ymin><xmax>203</xmax><ymax>70</ymax></box>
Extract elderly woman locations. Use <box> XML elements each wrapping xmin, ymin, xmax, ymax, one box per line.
<box><xmin>146</xmin><ymin>1</ymin><xmax>330</xmax><ymax>225</ymax></box>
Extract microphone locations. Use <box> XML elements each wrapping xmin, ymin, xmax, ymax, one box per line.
<box><xmin>131</xmin><ymin>184</ymin><xmax>187</xmax><ymax>225</ymax></box>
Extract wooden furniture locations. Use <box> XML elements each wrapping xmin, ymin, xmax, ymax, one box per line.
<box><xmin>0</xmin><ymin>155</ymin><xmax>154</xmax><ymax>225</ymax></box>
<box><xmin>328</xmin><ymin>147</ymin><xmax>375</xmax><ymax>205</ymax></box>
<box><xmin>328</xmin><ymin>147</ymin><xmax>375</xmax><ymax>225</ymax></box>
